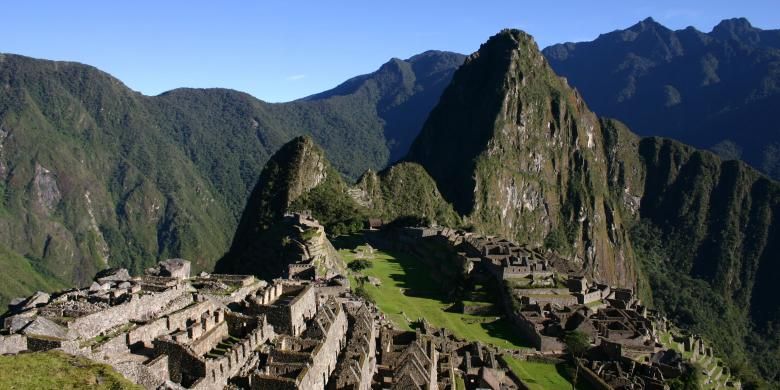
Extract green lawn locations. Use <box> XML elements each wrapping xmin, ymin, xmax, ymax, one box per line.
<box><xmin>339</xmin><ymin>241</ymin><xmax>531</xmax><ymax>350</ymax></box>
<box><xmin>502</xmin><ymin>356</ymin><xmax>573</xmax><ymax>390</ymax></box>
<box><xmin>0</xmin><ymin>351</ymin><xmax>142</xmax><ymax>389</ymax></box>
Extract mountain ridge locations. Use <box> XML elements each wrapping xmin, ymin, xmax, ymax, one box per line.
<box><xmin>0</xmin><ymin>49</ymin><xmax>464</xmax><ymax>304</ymax></box>
<box><xmin>543</xmin><ymin>17</ymin><xmax>780</xmax><ymax>180</ymax></box>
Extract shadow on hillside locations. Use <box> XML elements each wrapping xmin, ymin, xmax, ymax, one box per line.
<box><xmin>356</xmin><ymin>231</ymin><xmax>533</xmax><ymax>348</ymax></box>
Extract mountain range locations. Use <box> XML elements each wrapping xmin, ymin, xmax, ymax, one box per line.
<box><xmin>1</xmin><ymin>17</ymin><xmax>780</xmax><ymax>387</ymax></box>
<box><xmin>543</xmin><ymin>17</ymin><xmax>780</xmax><ymax>179</ymax></box>
<box><xmin>0</xmin><ymin>50</ymin><xmax>463</xmax><ymax>301</ymax></box>
<box><xmin>224</xmin><ymin>28</ymin><xmax>780</xmax><ymax>386</ymax></box>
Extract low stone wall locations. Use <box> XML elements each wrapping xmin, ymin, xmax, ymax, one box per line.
<box><xmin>128</xmin><ymin>317</ymin><xmax>168</xmax><ymax>347</ymax></box>
<box><xmin>93</xmin><ymin>332</ymin><xmax>131</xmax><ymax>357</ymax></box>
<box><xmin>27</xmin><ymin>336</ymin><xmax>62</xmax><ymax>351</ymax></box>
<box><xmin>578</xmin><ymin>362</ymin><xmax>613</xmax><ymax>390</ymax></box>
<box><xmin>516</xmin><ymin>288</ymin><xmax>571</xmax><ymax>296</ymax></box>
<box><xmin>113</xmin><ymin>356</ymin><xmax>169</xmax><ymax>390</ymax></box>
<box><xmin>0</xmin><ymin>334</ymin><xmax>27</xmax><ymax>354</ymax></box>
<box><xmin>524</xmin><ymin>294</ymin><xmax>578</xmax><ymax>307</ymax></box>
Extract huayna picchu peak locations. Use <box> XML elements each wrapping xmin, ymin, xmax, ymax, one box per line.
<box><xmin>407</xmin><ymin>29</ymin><xmax>639</xmax><ymax>288</ymax></box>
<box><xmin>2</xmin><ymin>7</ymin><xmax>780</xmax><ymax>389</ymax></box>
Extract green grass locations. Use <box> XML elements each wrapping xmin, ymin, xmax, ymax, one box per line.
<box><xmin>454</xmin><ymin>374</ymin><xmax>466</xmax><ymax>390</ymax></box>
<box><xmin>0</xmin><ymin>351</ymin><xmax>142</xmax><ymax>389</ymax></box>
<box><xmin>340</xmin><ymin>242</ymin><xmax>531</xmax><ymax>350</ymax></box>
<box><xmin>501</xmin><ymin>356</ymin><xmax>573</xmax><ymax>390</ymax></box>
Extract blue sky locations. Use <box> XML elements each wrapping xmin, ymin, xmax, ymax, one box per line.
<box><xmin>2</xmin><ymin>1</ymin><xmax>778</xmax><ymax>102</ymax></box>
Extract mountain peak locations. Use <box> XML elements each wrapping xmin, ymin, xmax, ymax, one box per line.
<box><xmin>407</xmin><ymin>28</ymin><xmax>637</xmax><ymax>287</ymax></box>
<box><xmin>626</xmin><ymin>17</ymin><xmax>669</xmax><ymax>35</ymax></box>
<box><xmin>712</xmin><ymin>17</ymin><xmax>755</xmax><ymax>33</ymax></box>
<box><xmin>711</xmin><ymin>17</ymin><xmax>760</xmax><ymax>43</ymax></box>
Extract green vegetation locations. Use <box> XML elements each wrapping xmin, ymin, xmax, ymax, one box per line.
<box><xmin>0</xmin><ymin>244</ymin><xmax>67</xmax><ymax>308</ymax></box>
<box><xmin>454</xmin><ymin>375</ymin><xmax>466</xmax><ymax>390</ymax></box>
<box><xmin>0</xmin><ymin>351</ymin><xmax>142</xmax><ymax>389</ymax></box>
<box><xmin>631</xmin><ymin>220</ymin><xmax>775</xmax><ymax>388</ymax></box>
<box><xmin>564</xmin><ymin>330</ymin><xmax>590</xmax><ymax>389</ymax></box>
<box><xmin>0</xmin><ymin>50</ymin><xmax>463</xmax><ymax>291</ymax></box>
<box><xmin>668</xmin><ymin>363</ymin><xmax>704</xmax><ymax>390</ymax></box>
<box><xmin>501</xmin><ymin>356</ymin><xmax>573</xmax><ymax>390</ymax></box>
<box><xmin>347</xmin><ymin>259</ymin><xmax>372</xmax><ymax>272</ymax></box>
<box><xmin>339</xmin><ymin>240</ymin><xmax>530</xmax><ymax>350</ymax></box>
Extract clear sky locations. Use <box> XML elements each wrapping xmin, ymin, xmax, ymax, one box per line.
<box><xmin>2</xmin><ymin>1</ymin><xmax>778</xmax><ymax>102</ymax></box>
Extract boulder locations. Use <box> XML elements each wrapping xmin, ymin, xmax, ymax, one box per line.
<box><xmin>21</xmin><ymin>291</ymin><xmax>50</xmax><ymax>310</ymax></box>
<box><xmin>5</xmin><ymin>315</ymin><xmax>34</xmax><ymax>333</ymax></box>
<box><xmin>21</xmin><ymin>316</ymin><xmax>72</xmax><ymax>340</ymax></box>
<box><xmin>94</xmin><ymin>268</ymin><xmax>131</xmax><ymax>283</ymax></box>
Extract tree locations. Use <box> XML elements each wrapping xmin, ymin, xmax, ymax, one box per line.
<box><xmin>668</xmin><ymin>363</ymin><xmax>702</xmax><ymax>390</ymax></box>
<box><xmin>564</xmin><ymin>330</ymin><xmax>590</xmax><ymax>390</ymax></box>
<box><xmin>348</xmin><ymin>259</ymin><xmax>372</xmax><ymax>272</ymax></box>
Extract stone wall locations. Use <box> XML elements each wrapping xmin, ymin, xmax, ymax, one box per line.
<box><xmin>196</xmin><ymin>320</ymin><xmax>275</xmax><ymax>389</ymax></box>
<box><xmin>26</xmin><ymin>336</ymin><xmax>63</xmax><ymax>351</ymax></box>
<box><xmin>189</xmin><ymin>321</ymin><xmax>229</xmax><ymax>357</ymax></box>
<box><xmin>113</xmin><ymin>356</ymin><xmax>169</xmax><ymax>390</ymax></box>
<box><xmin>68</xmin><ymin>284</ymin><xmax>186</xmax><ymax>339</ymax></box>
<box><xmin>128</xmin><ymin>317</ymin><xmax>169</xmax><ymax>347</ymax></box>
<box><xmin>296</xmin><ymin>304</ymin><xmax>348</xmax><ymax>389</ymax></box>
<box><xmin>153</xmin><ymin>338</ymin><xmax>206</xmax><ymax>386</ymax></box>
<box><xmin>253</xmin><ymin>302</ymin><xmax>348</xmax><ymax>390</ymax></box>
<box><xmin>288</xmin><ymin>286</ymin><xmax>317</xmax><ymax>336</ymax></box>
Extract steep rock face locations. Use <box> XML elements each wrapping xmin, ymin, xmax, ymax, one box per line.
<box><xmin>224</xmin><ymin>136</ymin><xmax>330</xmax><ymax>258</ymax></box>
<box><xmin>407</xmin><ymin>30</ymin><xmax>637</xmax><ymax>287</ymax></box>
<box><xmin>543</xmin><ymin>17</ymin><xmax>780</xmax><ymax>179</ymax></box>
<box><xmin>215</xmin><ymin>136</ymin><xmax>352</xmax><ymax>279</ymax></box>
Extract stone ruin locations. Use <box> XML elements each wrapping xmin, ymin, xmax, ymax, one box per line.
<box><xmin>0</xmin><ymin>258</ymin><xmax>378</xmax><ymax>390</ymax></box>
<box><xmin>395</xmin><ymin>226</ymin><xmax>728</xmax><ymax>389</ymax></box>
<box><xmin>0</xmin><ymin>220</ymin><xmax>742</xmax><ymax>389</ymax></box>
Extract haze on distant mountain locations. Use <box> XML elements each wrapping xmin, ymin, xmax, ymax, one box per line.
<box><xmin>543</xmin><ymin>17</ymin><xmax>780</xmax><ymax>179</ymax></box>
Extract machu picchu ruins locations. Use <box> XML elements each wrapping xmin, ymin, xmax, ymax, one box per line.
<box><xmin>0</xmin><ymin>216</ymin><xmax>742</xmax><ymax>389</ymax></box>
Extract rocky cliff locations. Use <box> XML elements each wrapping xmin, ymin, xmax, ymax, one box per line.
<box><xmin>407</xmin><ymin>29</ymin><xmax>638</xmax><ymax>287</ymax></box>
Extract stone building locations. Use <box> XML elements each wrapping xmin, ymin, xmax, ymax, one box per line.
<box><xmin>376</xmin><ymin>327</ymin><xmax>439</xmax><ymax>389</ymax></box>
<box><xmin>328</xmin><ymin>302</ymin><xmax>376</xmax><ymax>390</ymax></box>
<box><xmin>250</xmin><ymin>298</ymin><xmax>348</xmax><ymax>389</ymax></box>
